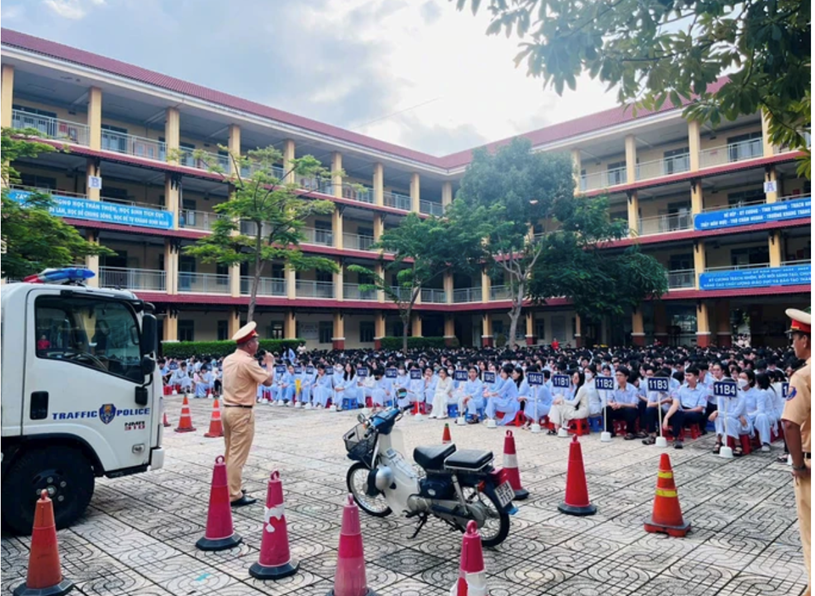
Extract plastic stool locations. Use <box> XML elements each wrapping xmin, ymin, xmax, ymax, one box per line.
<box><xmin>684</xmin><ymin>425</ymin><xmax>701</xmax><ymax>440</ymax></box>
<box><xmin>613</xmin><ymin>419</ymin><xmax>628</xmax><ymax>436</ymax></box>
<box><xmin>342</xmin><ymin>397</ymin><xmax>359</xmax><ymax>410</ymax></box>
<box><xmin>365</xmin><ymin>396</ymin><xmax>373</xmax><ymax>408</ymax></box>
<box><xmin>448</xmin><ymin>404</ymin><xmax>459</xmax><ymax>418</ymax></box>
<box><xmin>569</xmin><ymin>418</ymin><xmax>590</xmax><ymax>437</ymax></box>
<box><xmin>588</xmin><ymin>416</ymin><xmax>603</xmax><ymax>432</ymax></box>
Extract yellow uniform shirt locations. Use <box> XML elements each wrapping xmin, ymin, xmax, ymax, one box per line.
<box><xmin>222</xmin><ymin>350</ymin><xmax>270</xmax><ymax>407</ymax></box>
<box><xmin>782</xmin><ymin>357</ymin><xmax>811</xmax><ymax>452</ymax></box>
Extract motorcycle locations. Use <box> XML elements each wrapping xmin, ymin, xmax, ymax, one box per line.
<box><xmin>343</xmin><ymin>406</ymin><xmax>515</xmax><ymax>547</ymax></box>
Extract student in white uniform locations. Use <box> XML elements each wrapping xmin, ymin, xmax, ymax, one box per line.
<box><xmin>457</xmin><ymin>366</ymin><xmax>485</xmax><ymax>423</ymax></box>
<box><xmin>709</xmin><ymin>375</ymin><xmax>752</xmax><ymax>456</ymax></box>
<box><xmin>312</xmin><ymin>365</ymin><xmax>334</xmax><ymax>408</ymax></box>
<box><xmin>754</xmin><ymin>372</ymin><xmax>779</xmax><ymax>451</ymax></box>
<box><xmin>429</xmin><ymin>368</ymin><xmax>454</xmax><ymax>419</ymax></box>
<box><xmin>548</xmin><ymin>370</ymin><xmax>589</xmax><ymax>433</ymax></box>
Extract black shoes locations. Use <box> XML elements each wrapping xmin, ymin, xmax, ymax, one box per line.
<box><xmin>230</xmin><ymin>495</ymin><xmax>257</xmax><ymax>507</ymax></box>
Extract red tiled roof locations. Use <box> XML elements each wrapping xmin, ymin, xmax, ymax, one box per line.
<box><xmin>1</xmin><ymin>28</ymin><xmax>725</xmax><ymax>170</ymax></box>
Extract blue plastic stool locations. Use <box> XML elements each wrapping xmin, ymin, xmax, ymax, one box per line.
<box><xmin>448</xmin><ymin>404</ymin><xmax>459</xmax><ymax>418</ymax></box>
<box><xmin>342</xmin><ymin>397</ymin><xmax>359</xmax><ymax>410</ymax></box>
<box><xmin>705</xmin><ymin>420</ymin><xmax>716</xmax><ymax>432</ymax></box>
<box><xmin>588</xmin><ymin>416</ymin><xmax>604</xmax><ymax>432</ymax></box>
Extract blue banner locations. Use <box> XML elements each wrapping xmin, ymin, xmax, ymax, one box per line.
<box><xmin>694</xmin><ymin>197</ymin><xmax>811</xmax><ymax>231</ymax></box>
<box><xmin>699</xmin><ymin>265</ymin><xmax>810</xmax><ymax>291</ymax></box>
<box><xmin>8</xmin><ymin>190</ymin><xmax>174</xmax><ymax>230</ymax></box>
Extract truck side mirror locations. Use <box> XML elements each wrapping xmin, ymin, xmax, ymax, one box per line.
<box><xmin>141</xmin><ymin>355</ymin><xmax>156</xmax><ymax>376</ymax></box>
<box><xmin>141</xmin><ymin>314</ymin><xmax>157</xmax><ymax>355</ymax></box>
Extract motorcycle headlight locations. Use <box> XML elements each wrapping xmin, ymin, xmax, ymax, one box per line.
<box><xmin>375</xmin><ymin>466</ymin><xmax>394</xmax><ymax>491</ymax></box>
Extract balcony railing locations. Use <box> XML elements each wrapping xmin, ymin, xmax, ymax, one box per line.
<box><xmin>667</xmin><ymin>269</ymin><xmax>695</xmax><ymax>290</ymax></box>
<box><xmin>177</xmin><ymin>272</ymin><xmax>231</xmax><ymax>294</ymax></box>
<box><xmin>383</xmin><ymin>190</ymin><xmax>412</xmax><ymax>211</ymax></box>
<box><xmin>421</xmin><ymin>288</ymin><xmax>447</xmax><ymax>303</ymax></box>
<box><xmin>302</xmin><ymin>227</ymin><xmax>334</xmax><ymax>246</ymax></box>
<box><xmin>699</xmin><ymin>138</ymin><xmax>763</xmax><ymax>169</ymax></box>
<box><xmin>343</xmin><ymin>233</ymin><xmax>376</xmax><ymax>251</ymax></box>
<box><xmin>344</xmin><ymin>283</ymin><xmax>377</xmax><ymax>301</ymax></box>
<box><xmin>420</xmin><ymin>200</ymin><xmax>444</xmax><ymax>216</ymax></box>
<box><xmin>240</xmin><ymin>276</ymin><xmax>286</xmax><ymax>296</ymax></box>
<box><xmin>453</xmin><ymin>287</ymin><xmax>482</xmax><ymax>303</ymax></box>
<box><xmin>11</xmin><ymin>110</ymin><xmax>90</xmax><ymax>146</ymax></box>
<box><xmin>579</xmin><ymin>166</ymin><xmax>627</xmax><ymax>192</ymax></box>
<box><xmin>296</xmin><ymin>280</ymin><xmax>335</xmax><ymax>299</ymax></box>
<box><xmin>782</xmin><ymin>259</ymin><xmax>811</xmax><ymax>267</ymax></box>
<box><xmin>180</xmin><ymin>209</ymin><xmax>223</xmax><ymax>232</ymax></box>
<box><xmin>101</xmin><ymin>129</ymin><xmax>166</xmax><ymax>161</ymax></box>
<box><xmin>635</xmin><ymin>154</ymin><xmax>690</xmax><ymax>181</ymax></box>
<box><xmin>705</xmin><ymin>262</ymin><xmax>770</xmax><ymax>273</ymax></box>
<box><xmin>490</xmin><ymin>285</ymin><xmax>511</xmax><ymax>301</ymax></box>
<box><xmin>637</xmin><ymin>213</ymin><xmax>692</xmax><ymax>236</ymax></box>
<box><xmin>388</xmin><ymin>286</ymin><xmax>414</xmax><ymax>301</ymax></box>
<box><xmin>99</xmin><ymin>267</ymin><xmax>166</xmax><ymax>292</ymax></box>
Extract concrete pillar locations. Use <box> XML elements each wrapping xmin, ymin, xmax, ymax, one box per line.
<box><xmin>165</xmin><ymin>173</ymin><xmax>180</xmax><ymax>229</ymax></box>
<box><xmin>442</xmin><ymin>181</ymin><xmax>453</xmax><ymax>208</ymax></box>
<box><xmin>690</xmin><ymin>178</ymin><xmax>704</xmax><ymax>215</ymax></box>
<box><xmin>284</xmin><ymin>310</ymin><xmax>297</xmax><ymax>339</ymax></box>
<box><xmin>444</xmin><ymin>271</ymin><xmax>454</xmax><ymax>304</ymax></box>
<box><xmin>410</xmin><ymin>173</ymin><xmax>420</xmax><ymax>213</ymax></box>
<box><xmin>334</xmin><ymin>261</ymin><xmax>344</xmax><ymax>301</ymax></box>
<box><xmin>574</xmin><ymin>314</ymin><xmax>582</xmax><ymax>348</ymax></box>
<box><xmin>693</xmin><ymin>240</ymin><xmax>706</xmax><ymax>290</ymax></box>
<box><xmin>765</xmin><ymin>167</ymin><xmax>779</xmax><ymax>203</ymax></box>
<box><xmin>165</xmin><ymin>107</ymin><xmax>180</xmax><ymax>164</ymax></box>
<box><xmin>332</xmin><ymin>207</ymin><xmax>343</xmax><ymax>250</ymax></box>
<box><xmin>164</xmin><ymin>240</ymin><xmax>178</xmax><ymax>295</ymax></box>
<box><xmin>688</xmin><ymin>120</ymin><xmax>701</xmax><ymax>172</ymax></box>
<box><xmin>374</xmin><ymin>313</ymin><xmax>386</xmax><ymax>349</ymax></box>
<box><xmin>230</xmin><ymin>264</ymin><xmax>241</xmax><ymax>298</ymax></box>
<box><xmin>444</xmin><ymin>314</ymin><xmax>456</xmax><ymax>346</ymax></box>
<box><xmin>87</xmin><ymin>159</ymin><xmax>101</xmax><ymax>201</ymax></box>
<box><xmin>411</xmin><ymin>312</ymin><xmax>422</xmax><ymax>338</ymax></box>
<box><xmin>283</xmin><ymin>139</ymin><xmax>296</xmax><ymax>184</ymax></box>
<box><xmin>769</xmin><ymin>231</ymin><xmax>783</xmax><ymax>268</ymax></box>
<box><xmin>761</xmin><ymin>110</ymin><xmax>774</xmax><ymax>157</ymax></box>
<box><xmin>481</xmin><ymin>268</ymin><xmax>491</xmax><ymax>303</ymax></box>
<box><xmin>631</xmin><ymin>308</ymin><xmax>645</xmax><ymax>346</ymax></box>
<box><xmin>481</xmin><ymin>313</ymin><xmax>493</xmax><ymax>347</ymax></box>
<box><xmin>373</xmin><ymin>214</ymin><xmax>384</xmax><ymax>242</ymax></box>
<box><xmin>333</xmin><ymin>312</ymin><xmax>345</xmax><ymax>350</ymax></box>
<box><xmin>285</xmin><ymin>265</ymin><xmax>296</xmax><ymax>300</ymax></box>
<box><xmin>571</xmin><ymin>149</ymin><xmax>582</xmax><ymax>192</ymax></box>
<box><xmin>373</xmin><ymin>163</ymin><xmax>384</xmax><ymax>207</ymax></box>
<box><xmin>375</xmin><ymin>263</ymin><xmax>385</xmax><ymax>303</ymax></box>
<box><xmin>525</xmin><ymin>312</ymin><xmax>535</xmax><ymax>346</ymax></box>
<box><xmin>625</xmin><ymin>135</ymin><xmax>637</xmax><ymax>184</ymax></box>
<box><xmin>228</xmin><ymin>124</ymin><xmax>241</xmax><ymax>175</ymax></box>
<box><xmin>85</xmin><ymin>230</ymin><xmax>99</xmax><ymax>287</ymax></box>
<box><xmin>87</xmin><ymin>86</ymin><xmax>102</xmax><ymax>151</ymax></box>
<box><xmin>715</xmin><ymin>300</ymin><xmax>732</xmax><ymax>347</ymax></box>
<box><xmin>331</xmin><ymin>152</ymin><xmax>343</xmax><ymax>198</ymax></box>
<box><xmin>654</xmin><ymin>302</ymin><xmax>668</xmax><ymax>343</ymax></box>
<box><xmin>696</xmin><ymin>302</ymin><xmax>711</xmax><ymax>347</ymax></box>
<box><xmin>627</xmin><ymin>191</ymin><xmax>639</xmax><ymax>237</ymax></box>
<box><xmin>1</xmin><ymin>64</ymin><xmax>13</xmax><ymax>129</ymax></box>
<box><xmin>163</xmin><ymin>311</ymin><xmax>178</xmax><ymax>343</ymax></box>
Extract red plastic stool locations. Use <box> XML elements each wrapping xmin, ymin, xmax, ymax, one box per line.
<box><xmin>727</xmin><ymin>435</ymin><xmax>752</xmax><ymax>455</ymax></box>
<box><xmin>512</xmin><ymin>411</ymin><xmax>526</xmax><ymax>427</ymax></box>
<box><xmin>613</xmin><ymin>420</ymin><xmax>628</xmax><ymax>436</ymax></box>
<box><xmin>684</xmin><ymin>425</ymin><xmax>701</xmax><ymax>440</ymax></box>
<box><xmin>569</xmin><ymin>418</ymin><xmax>589</xmax><ymax>437</ymax></box>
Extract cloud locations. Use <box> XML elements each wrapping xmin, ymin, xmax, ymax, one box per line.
<box><xmin>42</xmin><ymin>0</ymin><xmax>103</xmax><ymax>19</ymax></box>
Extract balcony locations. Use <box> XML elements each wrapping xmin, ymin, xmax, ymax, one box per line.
<box><xmin>453</xmin><ymin>287</ymin><xmax>482</xmax><ymax>303</ymax></box>
<box><xmin>343</xmin><ymin>232</ymin><xmax>376</xmax><ymax>251</ymax></box>
<box><xmin>699</xmin><ymin>138</ymin><xmax>763</xmax><ymax>169</ymax></box>
<box><xmin>637</xmin><ymin>213</ymin><xmax>693</xmax><ymax>237</ymax></box>
<box><xmin>11</xmin><ymin>110</ymin><xmax>90</xmax><ymax>146</ymax></box>
<box><xmin>700</xmin><ymin>261</ymin><xmax>810</xmax><ymax>291</ymax></box>
<box><xmin>336</xmin><ymin>184</ymin><xmax>374</xmax><ymax>205</ymax></box>
<box><xmin>101</xmin><ymin>129</ymin><xmax>166</xmax><ymax>162</ymax></box>
<box><xmin>99</xmin><ymin>267</ymin><xmax>166</xmax><ymax>292</ymax></box>
<box><xmin>302</xmin><ymin>227</ymin><xmax>334</xmax><ymax>247</ymax></box>
<box><xmin>490</xmin><ymin>285</ymin><xmax>511</xmax><ymax>301</ymax></box>
<box><xmin>579</xmin><ymin>166</ymin><xmax>627</xmax><ymax>193</ymax></box>
<box><xmin>667</xmin><ymin>269</ymin><xmax>695</xmax><ymax>290</ymax></box>
<box><xmin>296</xmin><ymin>280</ymin><xmax>334</xmax><ymax>299</ymax></box>
<box><xmin>180</xmin><ymin>209</ymin><xmax>223</xmax><ymax>232</ymax></box>
<box><xmin>383</xmin><ymin>190</ymin><xmax>411</xmax><ymax>211</ymax></box>
<box><xmin>388</xmin><ymin>286</ymin><xmax>414</xmax><ymax>301</ymax></box>
<box><xmin>240</xmin><ymin>276</ymin><xmax>286</xmax><ymax>297</ymax></box>
<box><xmin>420</xmin><ymin>288</ymin><xmax>447</xmax><ymax>304</ymax></box>
<box><xmin>695</xmin><ymin>194</ymin><xmax>811</xmax><ymax>231</ymax></box>
<box><xmin>420</xmin><ymin>200</ymin><xmax>444</xmax><ymax>217</ymax></box>
<box><xmin>178</xmin><ymin>272</ymin><xmax>231</xmax><ymax>294</ymax></box>
<box><xmin>635</xmin><ymin>154</ymin><xmax>690</xmax><ymax>182</ymax></box>
<box><xmin>344</xmin><ymin>283</ymin><xmax>377</xmax><ymax>301</ymax></box>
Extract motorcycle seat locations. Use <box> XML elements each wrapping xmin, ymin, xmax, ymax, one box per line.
<box><xmin>444</xmin><ymin>449</ymin><xmax>493</xmax><ymax>471</ymax></box>
<box><xmin>414</xmin><ymin>444</ymin><xmax>457</xmax><ymax>471</ymax></box>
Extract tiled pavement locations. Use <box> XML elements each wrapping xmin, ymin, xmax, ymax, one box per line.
<box><xmin>2</xmin><ymin>396</ymin><xmax>808</xmax><ymax>595</ymax></box>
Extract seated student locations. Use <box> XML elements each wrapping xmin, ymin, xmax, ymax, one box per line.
<box><xmin>457</xmin><ymin>366</ymin><xmax>485</xmax><ymax>423</ymax></box>
<box><xmin>370</xmin><ymin>369</ymin><xmax>393</xmax><ymax>412</ymax></box>
<box><xmin>334</xmin><ymin>363</ymin><xmax>359</xmax><ymax>410</ymax></box>
<box><xmin>709</xmin><ymin>374</ymin><xmax>752</xmax><ymax>456</ymax></box>
<box><xmin>296</xmin><ymin>363</ymin><xmax>314</xmax><ymax>405</ymax></box>
<box><xmin>275</xmin><ymin>364</ymin><xmax>296</xmax><ymax>405</ymax></box>
<box><xmin>406</xmin><ymin>367</ymin><xmax>424</xmax><ymax>410</ymax></box>
<box><xmin>194</xmin><ymin>366</ymin><xmax>212</xmax><ymax>399</ymax></box>
<box><xmin>422</xmin><ymin>367</ymin><xmax>438</xmax><ymax>407</ymax></box>
<box><xmin>754</xmin><ymin>372</ymin><xmax>779</xmax><ymax>452</ymax></box>
<box><xmin>663</xmin><ymin>366</ymin><xmax>707</xmax><ymax>449</ymax></box>
<box><xmin>169</xmin><ymin>362</ymin><xmax>193</xmax><ymax>394</ymax></box>
<box><xmin>394</xmin><ymin>365</ymin><xmax>412</xmax><ymax>409</ymax></box>
<box><xmin>583</xmin><ymin>365</ymin><xmax>604</xmax><ymax>417</ymax></box>
<box><xmin>705</xmin><ymin>361</ymin><xmax>727</xmax><ymax>417</ymax></box>
<box><xmin>312</xmin><ymin>364</ymin><xmax>334</xmax><ymax>408</ymax></box>
<box><xmin>521</xmin><ymin>367</ymin><xmax>552</xmax><ymax>429</ymax></box>
<box><xmin>738</xmin><ymin>369</ymin><xmax>771</xmax><ymax>451</ymax></box>
<box><xmin>548</xmin><ymin>370</ymin><xmax>589</xmax><ymax>433</ymax></box>
<box><xmin>641</xmin><ymin>367</ymin><xmax>675</xmax><ymax>444</ymax></box>
<box><xmin>429</xmin><ymin>368</ymin><xmax>454</xmax><ymax>419</ymax></box>
<box><xmin>485</xmin><ymin>364</ymin><xmax>521</xmax><ymax>426</ymax></box>
<box><xmin>602</xmin><ymin>366</ymin><xmax>640</xmax><ymax>439</ymax></box>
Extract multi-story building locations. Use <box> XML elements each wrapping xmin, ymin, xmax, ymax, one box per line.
<box><xmin>1</xmin><ymin>29</ymin><xmax>810</xmax><ymax>349</ymax></box>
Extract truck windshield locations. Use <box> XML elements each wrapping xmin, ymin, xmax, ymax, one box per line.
<box><xmin>35</xmin><ymin>295</ymin><xmax>143</xmax><ymax>383</ymax></box>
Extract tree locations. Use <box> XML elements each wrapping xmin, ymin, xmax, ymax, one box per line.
<box><xmin>348</xmin><ymin>213</ymin><xmax>483</xmax><ymax>352</ymax></box>
<box><xmin>1</xmin><ymin>128</ymin><xmax>113</xmax><ymax>280</ymax></box>
<box><xmin>455</xmin><ymin>0</ymin><xmax>811</xmax><ymax>178</ymax></box>
<box><xmin>183</xmin><ymin>146</ymin><xmax>338</xmax><ymax>322</ymax></box>
<box><xmin>447</xmin><ymin>138</ymin><xmax>575</xmax><ymax>347</ymax></box>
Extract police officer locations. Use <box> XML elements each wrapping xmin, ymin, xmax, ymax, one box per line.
<box><xmin>222</xmin><ymin>322</ymin><xmax>275</xmax><ymax>507</ymax></box>
<box><xmin>782</xmin><ymin>308</ymin><xmax>811</xmax><ymax>595</ymax></box>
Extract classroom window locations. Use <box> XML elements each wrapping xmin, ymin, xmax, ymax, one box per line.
<box><xmin>178</xmin><ymin>320</ymin><xmax>195</xmax><ymax>342</ymax></box>
<box><xmin>319</xmin><ymin>321</ymin><xmax>333</xmax><ymax>344</ymax></box>
<box><xmin>359</xmin><ymin>322</ymin><xmax>375</xmax><ymax>343</ymax></box>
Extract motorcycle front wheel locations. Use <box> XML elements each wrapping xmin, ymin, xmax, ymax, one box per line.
<box><xmin>346</xmin><ymin>462</ymin><xmax>393</xmax><ymax>518</ymax></box>
<box><xmin>461</xmin><ymin>485</ymin><xmax>510</xmax><ymax>547</ymax></box>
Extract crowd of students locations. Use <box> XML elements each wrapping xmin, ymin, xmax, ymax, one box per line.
<box><xmin>160</xmin><ymin>342</ymin><xmax>802</xmax><ymax>457</ymax></box>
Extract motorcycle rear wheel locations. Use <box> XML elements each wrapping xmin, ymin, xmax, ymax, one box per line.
<box><xmin>461</xmin><ymin>485</ymin><xmax>510</xmax><ymax>547</ymax></box>
<box><xmin>347</xmin><ymin>462</ymin><xmax>392</xmax><ymax>517</ymax></box>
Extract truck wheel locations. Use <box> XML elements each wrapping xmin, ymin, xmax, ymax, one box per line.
<box><xmin>2</xmin><ymin>447</ymin><xmax>95</xmax><ymax>535</ymax></box>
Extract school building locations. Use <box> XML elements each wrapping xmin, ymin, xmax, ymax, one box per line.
<box><xmin>1</xmin><ymin>29</ymin><xmax>810</xmax><ymax>349</ymax></box>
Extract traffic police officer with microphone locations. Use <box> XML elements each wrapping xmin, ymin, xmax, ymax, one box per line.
<box><xmin>782</xmin><ymin>308</ymin><xmax>811</xmax><ymax>595</ymax></box>
<box><xmin>222</xmin><ymin>322</ymin><xmax>275</xmax><ymax>507</ymax></box>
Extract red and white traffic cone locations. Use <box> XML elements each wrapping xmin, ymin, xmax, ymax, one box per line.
<box><xmin>196</xmin><ymin>456</ymin><xmax>242</xmax><ymax>551</ymax></box>
<box><xmin>175</xmin><ymin>395</ymin><xmax>196</xmax><ymax>433</ymax></box>
<box><xmin>413</xmin><ymin>399</ymin><xmax>424</xmax><ymax>421</ymax></box>
<box><xmin>204</xmin><ymin>399</ymin><xmax>224</xmax><ymax>438</ymax></box>
<box><xmin>162</xmin><ymin>411</ymin><xmax>171</xmax><ymax>428</ymax></box>
<box><xmin>442</xmin><ymin>423</ymin><xmax>452</xmax><ymax>445</ymax></box>
<box><xmin>501</xmin><ymin>430</ymin><xmax>528</xmax><ymax>500</ymax></box>
<box><xmin>451</xmin><ymin>520</ymin><xmax>488</xmax><ymax>596</ymax></box>
<box><xmin>249</xmin><ymin>471</ymin><xmax>299</xmax><ymax>580</ymax></box>
<box><xmin>327</xmin><ymin>495</ymin><xmax>378</xmax><ymax>596</ymax></box>
<box><xmin>558</xmin><ymin>435</ymin><xmax>596</xmax><ymax>516</ymax></box>
<box><xmin>14</xmin><ymin>491</ymin><xmax>74</xmax><ymax>596</ymax></box>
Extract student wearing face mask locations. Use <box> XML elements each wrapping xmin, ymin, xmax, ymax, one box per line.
<box><xmin>312</xmin><ymin>364</ymin><xmax>334</xmax><ymax>408</ymax></box>
<box><xmin>582</xmin><ymin>366</ymin><xmax>603</xmax><ymax>417</ymax></box>
<box><xmin>485</xmin><ymin>364</ymin><xmax>520</xmax><ymax>426</ymax></box>
<box><xmin>709</xmin><ymin>371</ymin><xmax>752</xmax><ymax>455</ymax></box>
<box><xmin>371</xmin><ymin>369</ymin><xmax>393</xmax><ymax>412</ymax></box>
<box><xmin>333</xmin><ymin>363</ymin><xmax>358</xmax><ymax>410</ymax></box>
<box><xmin>458</xmin><ymin>366</ymin><xmax>485</xmax><ymax>423</ymax></box>
<box><xmin>394</xmin><ymin>365</ymin><xmax>411</xmax><ymax>409</ymax></box>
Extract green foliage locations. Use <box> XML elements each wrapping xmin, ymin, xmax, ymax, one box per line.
<box><xmin>161</xmin><ymin>339</ymin><xmax>303</xmax><ymax>359</ymax></box>
<box><xmin>1</xmin><ymin>127</ymin><xmax>114</xmax><ymax>280</ymax></box>
<box><xmin>455</xmin><ymin>0</ymin><xmax>811</xmax><ymax>178</ymax></box>
<box><xmin>378</xmin><ymin>336</ymin><xmax>457</xmax><ymax>350</ymax></box>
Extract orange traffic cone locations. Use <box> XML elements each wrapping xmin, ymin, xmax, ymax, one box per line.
<box><xmin>249</xmin><ymin>471</ymin><xmax>299</xmax><ymax>580</ymax></box>
<box><xmin>204</xmin><ymin>399</ymin><xmax>224</xmax><ymax>438</ymax></box>
<box><xmin>412</xmin><ymin>399</ymin><xmax>424</xmax><ymax>420</ymax></box>
<box><xmin>196</xmin><ymin>456</ymin><xmax>242</xmax><ymax>551</ymax></box>
<box><xmin>442</xmin><ymin>423</ymin><xmax>452</xmax><ymax>445</ymax></box>
<box><xmin>162</xmin><ymin>411</ymin><xmax>171</xmax><ymax>428</ymax></box>
<box><xmin>501</xmin><ymin>430</ymin><xmax>528</xmax><ymax>500</ymax></box>
<box><xmin>14</xmin><ymin>491</ymin><xmax>74</xmax><ymax>596</ymax></box>
<box><xmin>558</xmin><ymin>436</ymin><xmax>596</xmax><ymax>516</ymax></box>
<box><xmin>175</xmin><ymin>395</ymin><xmax>196</xmax><ymax>433</ymax></box>
<box><xmin>327</xmin><ymin>495</ymin><xmax>378</xmax><ymax>596</ymax></box>
<box><xmin>452</xmin><ymin>521</ymin><xmax>488</xmax><ymax>596</ymax></box>
<box><xmin>644</xmin><ymin>453</ymin><xmax>690</xmax><ymax>537</ymax></box>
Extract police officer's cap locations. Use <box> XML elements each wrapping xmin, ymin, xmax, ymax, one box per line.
<box><xmin>233</xmin><ymin>322</ymin><xmax>259</xmax><ymax>344</ymax></box>
<box><xmin>786</xmin><ymin>308</ymin><xmax>811</xmax><ymax>335</ymax></box>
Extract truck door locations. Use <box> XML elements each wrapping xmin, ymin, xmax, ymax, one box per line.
<box><xmin>23</xmin><ymin>289</ymin><xmax>153</xmax><ymax>473</ymax></box>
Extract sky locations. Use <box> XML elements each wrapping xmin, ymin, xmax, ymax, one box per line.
<box><xmin>1</xmin><ymin>0</ymin><xmax>621</xmax><ymax>156</ymax></box>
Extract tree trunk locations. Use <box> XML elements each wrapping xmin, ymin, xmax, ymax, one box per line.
<box><xmin>401</xmin><ymin>310</ymin><xmax>410</xmax><ymax>353</ymax></box>
<box><xmin>247</xmin><ymin>230</ymin><xmax>263</xmax><ymax>322</ymax></box>
<box><xmin>507</xmin><ymin>280</ymin><xmax>525</xmax><ymax>349</ymax></box>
